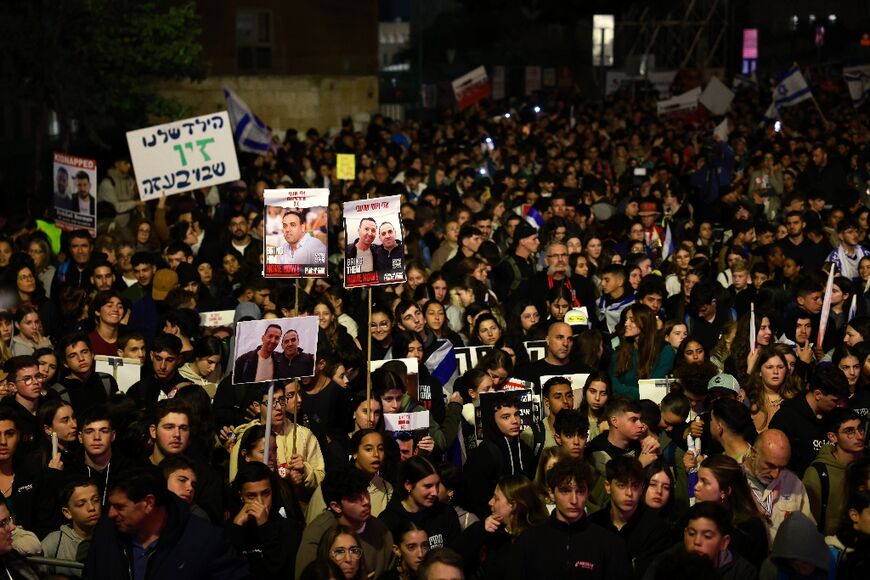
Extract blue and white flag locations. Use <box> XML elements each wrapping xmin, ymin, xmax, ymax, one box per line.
<box><xmin>661</xmin><ymin>222</ymin><xmax>675</xmax><ymax>262</ymax></box>
<box><xmin>424</xmin><ymin>339</ymin><xmax>458</xmax><ymax>397</ymax></box>
<box><xmin>758</xmin><ymin>100</ymin><xmax>780</xmax><ymax>128</ymax></box>
<box><xmin>773</xmin><ymin>67</ymin><xmax>812</xmax><ymax>108</ymax></box>
<box><xmin>223</xmin><ymin>87</ymin><xmax>272</xmax><ymax>155</ymax></box>
<box><xmin>844</xmin><ymin>65</ymin><xmax>870</xmax><ymax>108</ymax></box>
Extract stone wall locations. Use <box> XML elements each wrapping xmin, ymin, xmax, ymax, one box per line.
<box><xmin>156</xmin><ymin>75</ymin><xmax>378</xmax><ymax>135</ymax></box>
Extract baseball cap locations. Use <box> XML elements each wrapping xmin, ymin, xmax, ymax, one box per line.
<box><xmin>707</xmin><ymin>373</ymin><xmax>740</xmax><ymax>396</ymax></box>
<box><xmin>152</xmin><ymin>269</ymin><xmax>179</xmax><ymax>301</ymax></box>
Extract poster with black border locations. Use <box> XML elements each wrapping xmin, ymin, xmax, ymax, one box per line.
<box><xmin>263</xmin><ymin>188</ymin><xmax>329</xmax><ymax>278</ymax></box>
<box><xmin>53</xmin><ymin>153</ymin><xmax>97</xmax><ymax>236</ymax></box>
<box><xmin>232</xmin><ymin>316</ymin><xmax>319</xmax><ymax>385</ymax></box>
<box><xmin>343</xmin><ymin>195</ymin><xmax>406</xmax><ymax>288</ymax></box>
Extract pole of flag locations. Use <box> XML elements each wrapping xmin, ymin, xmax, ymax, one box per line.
<box><xmin>263</xmin><ymin>381</ymin><xmax>275</xmax><ymax>467</ymax></box>
<box><xmin>749</xmin><ymin>302</ymin><xmax>756</xmax><ymax>355</ymax></box>
<box><xmin>818</xmin><ymin>263</ymin><xmax>836</xmax><ymax>346</ymax></box>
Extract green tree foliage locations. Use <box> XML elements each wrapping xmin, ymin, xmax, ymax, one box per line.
<box><xmin>0</xmin><ymin>0</ymin><xmax>207</xmax><ymax>147</ymax></box>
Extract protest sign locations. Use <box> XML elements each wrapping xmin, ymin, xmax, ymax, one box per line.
<box><xmin>95</xmin><ymin>356</ymin><xmax>141</xmax><ymax>393</ymax></box>
<box><xmin>638</xmin><ymin>378</ymin><xmax>676</xmax><ymax>406</ymax></box>
<box><xmin>263</xmin><ymin>188</ymin><xmax>329</xmax><ymax>278</ymax></box>
<box><xmin>384</xmin><ymin>411</ymin><xmax>430</xmax><ymax>451</ymax></box>
<box><xmin>232</xmin><ymin>316</ymin><xmax>318</xmax><ymax>385</ymax></box>
<box><xmin>699</xmin><ymin>76</ymin><xmax>735</xmax><ymax>115</ymax></box>
<box><xmin>370</xmin><ymin>358</ymin><xmax>420</xmax><ymax>402</ymax></box>
<box><xmin>199</xmin><ymin>310</ymin><xmax>235</xmax><ymax>328</ymax></box>
<box><xmin>452</xmin><ymin>66</ymin><xmax>492</xmax><ymax>110</ymax></box>
<box><xmin>53</xmin><ymin>153</ymin><xmax>97</xmax><ymax>236</ymax></box>
<box><xmin>454</xmin><ymin>345</ymin><xmax>493</xmax><ymax>378</ymax></box>
<box><xmin>336</xmin><ymin>154</ymin><xmax>356</xmax><ymax>180</ymax></box>
<box><xmin>522</xmin><ymin>340</ymin><xmax>547</xmax><ymax>363</ymax></box>
<box><xmin>343</xmin><ymin>195</ymin><xmax>406</xmax><ymax>288</ymax></box>
<box><xmin>126</xmin><ymin>111</ymin><xmax>241</xmax><ymax>200</ymax></box>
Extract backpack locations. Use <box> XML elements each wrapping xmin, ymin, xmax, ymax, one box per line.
<box><xmin>810</xmin><ymin>461</ymin><xmax>831</xmax><ymax>534</ymax></box>
<box><xmin>50</xmin><ymin>373</ymin><xmax>114</xmax><ymax>404</ymax></box>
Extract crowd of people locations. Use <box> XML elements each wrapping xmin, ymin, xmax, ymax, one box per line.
<box><xmin>0</xmin><ymin>77</ymin><xmax>867</xmax><ymax>579</ymax></box>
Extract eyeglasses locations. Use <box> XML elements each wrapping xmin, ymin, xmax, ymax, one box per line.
<box><xmin>0</xmin><ymin>515</ymin><xmax>13</xmax><ymax>530</ymax></box>
<box><xmin>15</xmin><ymin>374</ymin><xmax>45</xmax><ymax>385</ymax></box>
<box><xmin>261</xmin><ymin>396</ymin><xmax>287</xmax><ymax>407</ymax></box>
<box><xmin>370</xmin><ymin>321</ymin><xmax>391</xmax><ymax>329</ymax></box>
<box><xmin>840</xmin><ymin>425</ymin><xmax>866</xmax><ymax>438</ymax></box>
<box><xmin>330</xmin><ymin>546</ymin><xmax>362</xmax><ymax>560</ymax></box>
<box><xmin>17</xmin><ymin>274</ymin><xmax>34</xmax><ymax>281</ymax></box>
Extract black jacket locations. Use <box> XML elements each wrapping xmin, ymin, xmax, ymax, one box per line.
<box><xmin>233</xmin><ymin>347</ymin><xmax>283</xmax><ymax>385</ymax></box>
<box><xmin>378</xmin><ymin>497</ymin><xmax>462</xmax><ymax>553</ymax></box>
<box><xmin>507</xmin><ymin>513</ymin><xmax>632</xmax><ymax>580</ymax></box>
<box><xmin>589</xmin><ymin>505</ymin><xmax>673</xmax><ymax>579</ymax></box>
<box><xmin>127</xmin><ymin>371</ymin><xmax>189</xmax><ymax>412</ymax></box>
<box><xmin>767</xmin><ymin>395</ymin><xmax>830</xmax><ymax>476</ymax></box>
<box><xmin>463</xmin><ymin>434</ymin><xmax>535</xmax><ymax>520</ymax></box>
<box><xmin>84</xmin><ymin>497</ymin><xmax>249</xmax><ymax>580</ymax></box>
<box><xmin>226</xmin><ymin>512</ymin><xmax>303</xmax><ymax>579</ymax></box>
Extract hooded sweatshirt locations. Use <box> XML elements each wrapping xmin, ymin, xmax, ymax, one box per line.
<box><xmin>759</xmin><ymin>512</ymin><xmax>832</xmax><ymax>580</ymax></box>
<box><xmin>802</xmin><ymin>444</ymin><xmax>849</xmax><ymax>536</ymax></box>
<box><xmin>463</xmin><ymin>407</ymin><xmax>535</xmax><ymax>519</ymax></box>
<box><xmin>41</xmin><ymin>524</ymin><xmax>86</xmax><ymax>578</ymax></box>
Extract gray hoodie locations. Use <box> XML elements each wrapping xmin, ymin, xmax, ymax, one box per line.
<box><xmin>40</xmin><ymin>524</ymin><xmax>85</xmax><ymax>578</ymax></box>
<box><xmin>759</xmin><ymin>512</ymin><xmax>831</xmax><ymax>580</ymax></box>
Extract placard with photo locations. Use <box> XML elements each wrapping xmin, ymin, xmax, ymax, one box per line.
<box><xmin>343</xmin><ymin>195</ymin><xmax>406</xmax><ymax>288</ymax></box>
<box><xmin>263</xmin><ymin>188</ymin><xmax>329</xmax><ymax>278</ymax></box>
<box><xmin>53</xmin><ymin>152</ymin><xmax>97</xmax><ymax>236</ymax></box>
<box><xmin>232</xmin><ymin>316</ymin><xmax>319</xmax><ymax>385</ymax></box>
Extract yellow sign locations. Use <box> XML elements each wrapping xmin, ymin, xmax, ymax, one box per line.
<box><xmin>336</xmin><ymin>154</ymin><xmax>356</xmax><ymax>180</ymax></box>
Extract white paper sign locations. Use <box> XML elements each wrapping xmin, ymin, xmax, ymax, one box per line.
<box><xmin>383</xmin><ymin>411</ymin><xmax>430</xmax><ymax>433</ymax></box>
<box><xmin>700</xmin><ymin>76</ymin><xmax>735</xmax><ymax>116</ymax></box>
<box><xmin>200</xmin><ymin>310</ymin><xmax>235</xmax><ymax>327</ymax></box>
<box><xmin>126</xmin><ymin>111</ymin><xmax>241</xmax><ymax>200</ymax></box>
<box><xmin>638</xmin><ymin>378</ymin><xmax>677</xmax><ymax>406</ymax></box>
<box><xmin>95</xmin><ymin>356</ymin><xmax>141</xmax><ymax>394</ymax></box>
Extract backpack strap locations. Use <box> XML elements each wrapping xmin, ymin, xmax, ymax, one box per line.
<box><xmin>48</xmin><ymin>383</ymin><xmax>71</xmax><ymax>404</ymax></box>
<box><xmin>811</xmin><ymin>461</ymin><xmax>830</xmax><ymax>533</ymax></box>
<box><xmin>528</xmin><ymin>421</ymin><xmax>547</xmax><ymax>460</ymax></box>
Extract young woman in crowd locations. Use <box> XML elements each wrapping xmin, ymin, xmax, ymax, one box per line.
<box><xmin>480</xmin><ymin>475</ymin><xmax>548</xmax><ymax>579</ymax></box>
<box><xmin>11</xmin><ymin>305</ymin><xmax>52</xmax><ymax>356</ymax></box>
<box><xmin>87</xmin><ymin>290</ymin><xmax>126</xmax><ymax>356</ymax></box>
<box><xmin>422</xmin><ymin>299</ymin><xmax>463</xmax><ymax>347</ymax></box>
<box><xmin>690</xmin><ymin>454</ymin><xmax>769</xmax><ymax>567</ymax></box>
<box><xmin>317</xmin><ymin>525</ymin><xmax>368</xmax><ymax>580</ymax></box>
<box><xmin>609</xmin><ymin>304</ymin><xmax>674</xmax><ymax>399</ymax></box>
<box><xmin>580</xmin><ymin>372</ymin><xmax>611</xmax><ymax>440</ymax></box>
<box><xmin>179</xmin><ymin>336</ymin><xmax>223</xmax><ymax>397</ymax></box>
<box><xmin>745</xmin><ymin>345</ymin><xmax>800</xmax><ymax>432</ymax></box>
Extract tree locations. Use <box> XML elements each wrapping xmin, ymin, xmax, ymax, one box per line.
<box><xmin>0</xmin><ymin>0</ymin><xmax>207</xmax><ymax>208</ymax></box>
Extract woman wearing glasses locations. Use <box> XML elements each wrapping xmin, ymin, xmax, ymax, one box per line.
<box><xmin>318</xmin><ymin>525</ymin><xmax>368</xmax><ymax>580</ymax></box>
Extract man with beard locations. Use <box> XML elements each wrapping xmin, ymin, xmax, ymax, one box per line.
<box><xmin>372</xmin><ymin>221</ymin><xmax>404</xmax><ymax>280</ymax></box>
<box><xmin>345</xmin><ymin>217</ymin><xmax>378</xmax><ymax>274</ymax></box>
<box><xmin>278</xmin><ymin>329</ymin><xmax>315</xmax><ymax>378</ymax></box>
<box><xmin>234</xmin><ymin>324</ymin><xmax>284</xmax><ymax>384</ymax></box>
<box><xmin>224</xmin><ymin>211</ymin><xmax>259</xmax><ymax>263</ymax></box>
<box><xmin>53</xmin><ymin>166</ymin><xmax>72</xmax><ymax>210</ymax></box>
<box><xmin>529</xmin><ymin>241</ymin><xmax>598</xmax><ymax>322</ymax></box>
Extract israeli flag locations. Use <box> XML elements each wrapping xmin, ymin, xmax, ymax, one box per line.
<box><xmin>773</xmin><ymin>67</ymin><xmax>812</xmax><ymax>108</ymax></box>
<box><xmin>844</xmin><ymin>65</ymin><xmax>870</xmax><ymax>108</ymax></box>
<box><xmin>223</xmin><ymin>87</ymin><xmax>272</xmax><ymax>155</ymax></box>
<box><xmin>758</xmin><ymin>100</ymin><xmax>780</xmax><ymax>128</ymax></box>
<box><xmin>424</xmin><ymin>339</ymin><xmax>458</xmax><ymax>397</ymax></box>
<box><xmin>661</xmin><ymin>222</ymin><xmax>675</xmax><ymax>262</ymax></box>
